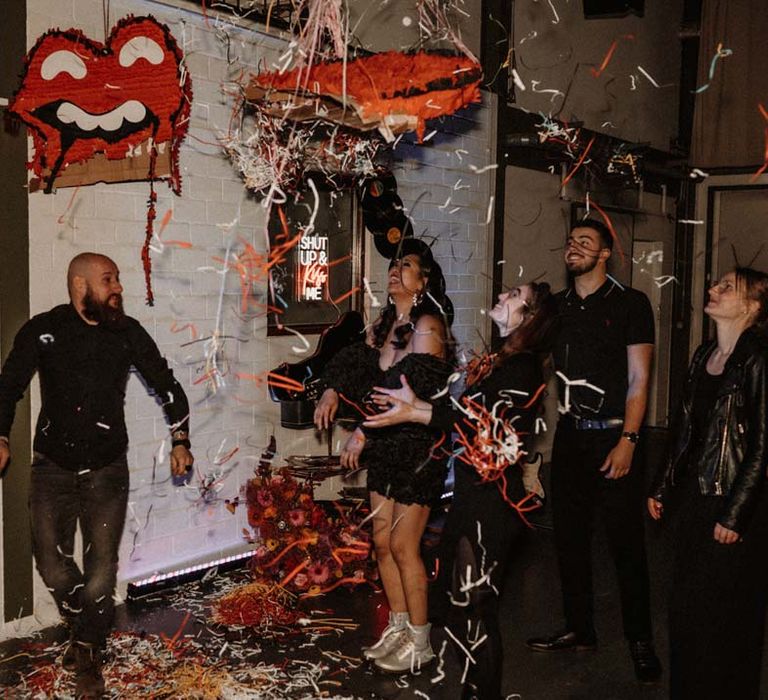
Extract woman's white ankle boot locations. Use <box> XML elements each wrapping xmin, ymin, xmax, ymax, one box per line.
<box><xmin>363</xmin><ymin>611</ymin><xmax>410</xmax><ymax>660</ymax></box>
<box><xmin>374</xmin><ymin>622</ymin><xmax>435</xmax><ymax>673</ymax></box>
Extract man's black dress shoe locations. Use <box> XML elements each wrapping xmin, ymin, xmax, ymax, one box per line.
<box><xmin>526</xmin><ymin>630</ymin><xmax>597</xmax><ymax>652</ymax></box>
<box><xmin>629</xmin><ymin>640</ymin><xmax>662</xmax><ymax>684</ymax></box>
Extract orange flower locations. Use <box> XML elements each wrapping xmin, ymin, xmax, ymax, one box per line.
<box><xmin>262</xmin><ymin>506</ymin><xmax>277</xmax><ymax>520</ymax></box>
<box><xmin>266</xmin><ymin>538</ymin><xmax>279</xmax><ymax>551</ymax></box>
<box><xmin>300</xmin><ymin>528</ymin><xmax>319</xmax><ymax>545</ymax></box>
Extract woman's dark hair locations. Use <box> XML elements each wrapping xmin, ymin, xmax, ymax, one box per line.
<box><xmin>372</xmin><ymin>239</ymin><xmax>455</xmax><ymax>361</ymax></box>
<box><xmin>734</xmin><ymin>266</ymin><xmax>768</xmax><ymax>333</ymax></box>
<box><xmin>498</xmin><ymin>281</ymin><xmax>558</xmax><ymax>362</ymax></box>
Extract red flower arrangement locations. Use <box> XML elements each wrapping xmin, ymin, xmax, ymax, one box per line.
<box><xmin>244</xmin><ymin>468</ymin><xmax>375</xmax><ymax>596</ymax></box>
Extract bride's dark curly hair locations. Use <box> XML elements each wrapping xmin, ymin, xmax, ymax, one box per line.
<box><xmin>371</xmin><ymin>239</ymin><xmax>455</xmax><ymax>362</ymax></box>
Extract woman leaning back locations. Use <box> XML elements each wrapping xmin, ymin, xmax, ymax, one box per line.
<box><xmin>314</xmin><ymin>239</ymin><xmax>455</xmax><ymax>673</ymax></box>
<box><xmin>648</xmin><ymin>267</ymin><xmax>768</xmax><ymax>700</ymax></box>
<box><xmin>364</xmin><ymin>281</ymin><xmax>558</xmax><ymax>699</ymax></box>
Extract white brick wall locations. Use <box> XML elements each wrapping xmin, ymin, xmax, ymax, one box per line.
<box><xmin>17</xmin><ymin>0</ymin><xmax>496</xmax><ymax>627</ymax></box>
<box><xmin>367</xmin><ymin>97</ymin><xmax>496</xmax><ymax>356</ymax></box>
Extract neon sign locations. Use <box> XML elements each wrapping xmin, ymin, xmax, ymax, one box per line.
<box><xmin>297</xmin><ymin>232</ymin><xmax>329</xmax><ymax>301</ymax></box>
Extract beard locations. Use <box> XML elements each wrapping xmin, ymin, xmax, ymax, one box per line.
<box><xmin>565</xmin><ymin>254</ymin><xmax>600</xmax><ymax>276</ymax></box>
<box><xmin>82</xmin><ymin>287</ymin><xmax>126</xmax><ymax>328</ymax></box>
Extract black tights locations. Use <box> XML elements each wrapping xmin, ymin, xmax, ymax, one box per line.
<box><xmin>432</xmin><ymin>466</ymin><xmax>525</xmax><ymax>700</ymax></box>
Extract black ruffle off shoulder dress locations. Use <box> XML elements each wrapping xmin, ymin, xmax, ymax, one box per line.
<box><xmin>322</xmin><ymin>341</ymin><xmax>453</xmax><ymax>506</ymax></box>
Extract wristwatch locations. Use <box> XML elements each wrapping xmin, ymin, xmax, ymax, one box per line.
<box><xmin>622</xmin><ymin>431</ymin><xmax>640</xmax><ymax>444</ymax></box>
<box><xmin>171</xmin><ymin>430</ymin><xmax>191</xmax><ymax>449</ymax></box>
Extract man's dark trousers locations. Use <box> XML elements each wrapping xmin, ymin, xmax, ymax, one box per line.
<box><xmin>29</xmin><ymin>452</ymin><xmax>129</xmax><ymax>648</ymax></box>
<box><xmin>550</xmin><ymin>421</ymin><xmax>653</xmax><ymax>642</ymax></box>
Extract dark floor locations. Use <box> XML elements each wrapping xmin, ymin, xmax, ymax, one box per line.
<box><xmin>3</xmin><ymin>461</ymin><xmax>768</xmax><ymax>698</ymax></box>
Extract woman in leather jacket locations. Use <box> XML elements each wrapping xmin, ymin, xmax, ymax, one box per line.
<box><xmin>648</xmin><ymin>267</ymin><xmax>768</xmax><ymax>699</ymax></box>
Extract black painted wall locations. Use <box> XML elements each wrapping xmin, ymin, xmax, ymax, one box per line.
<box><xmin>0</xmin><ymin>0</ymin><xmax>33</xmax><ymax>622</ymax></box>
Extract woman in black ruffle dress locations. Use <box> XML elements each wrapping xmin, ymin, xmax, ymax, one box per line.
<box><xmin>315</xmin><ymin>239</ymin><xmax>455</xmax><ymax>673</ymax></box>
<box><xmin>365</xmin><ymin>282</ymin><xmax>558</xmax><ymax>699</ymax></box>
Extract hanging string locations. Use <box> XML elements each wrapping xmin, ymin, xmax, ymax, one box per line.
<box><xmin>102</xmin><ymin>0</ymin><xmax>110</xmax><ymax>43</ymax></box>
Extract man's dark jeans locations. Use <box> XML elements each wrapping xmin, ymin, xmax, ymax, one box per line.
<box><xmin>29</xmin><ymin>452</ymin><xmax>129</xmax><ymax>648</ymax></box>
<box><xmin>550</xmin><ymin>422</ymin><xmax>653</xmax><ymax>643</ymax></box>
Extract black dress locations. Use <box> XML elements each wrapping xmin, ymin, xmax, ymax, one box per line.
<box><xmin>429</xmin><ymin>352</ymin><xmax>544</xmax><ymax>700</ymax></box>
<box><xmin>322</xmin><ymin>341</ymin><xmax>454</xmax><ymax>506</ymax></box>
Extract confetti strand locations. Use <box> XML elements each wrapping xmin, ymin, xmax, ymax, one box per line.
<box><xmin>590</xmin><ymin>34</ymin><xmax>634</xmax><ymax>78</ymax></box>
<box><xmin>560</xmin><ymin>135</ymin><xmax>596</xmax><ymax>192</ymax></box>
<box><xmin>590</xmin><ymin>199</ymin><xmax>626</xmax><ymax>267</ymax></box>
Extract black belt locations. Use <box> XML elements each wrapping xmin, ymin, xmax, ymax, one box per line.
<box><xmin>563</xmin><ymin>415</ymin><xmax>624</xmax><ymax>430</ymax></box>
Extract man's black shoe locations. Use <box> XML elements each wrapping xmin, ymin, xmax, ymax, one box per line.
<box><xmin>526</xmin><ymin>630</ymin><xmax>597</xmax><ymax>652</ymax></box>
<box><xmin>60</xmin><ymin>624</ymin><xmax>78</xmax><ymax>671</ymax></box>
<box><xmin>61</xmin><ymin>640</ymin><xmax>78</xmax><ymax>672</ymax></box>
<box><xmin>629</xmin><ymin>640</ymin><xmax>662</xmax><ymax>684</ymax></box>
<box><xmin>74</xmin><ymin>643</ymin><xmax>105</xmax><ymax>699</ymax></box>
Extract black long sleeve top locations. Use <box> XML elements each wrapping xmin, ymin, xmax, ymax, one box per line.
<box><xmin>429</xmin><ymin>352</ymin><xmax>543</xmax><ymax>435</ymax></box>
<box><xmin>0</xmin><ymin>304</ymin><xmax>190</xmax><ymax>471</ymax></box>
<box><xmin>429</xmin><ymin>352</ymin><xmax>544</xmax><ymax>500</ymax></box>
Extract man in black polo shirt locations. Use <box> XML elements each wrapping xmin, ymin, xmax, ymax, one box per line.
<box><xmin>0</xmin><ymin>252</ymin><xmax>193</xmax><ymax>697</ymax></box>
<box><xmin>527</xmin><ymin>220</ymin><xmax>662</xmax><ymax>683</ymax></box>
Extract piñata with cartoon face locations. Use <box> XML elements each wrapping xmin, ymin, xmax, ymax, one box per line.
<box><xmin>10</xmin><ymin>15</ymin><xmax>191</xmax><ymax>194</ymax></box>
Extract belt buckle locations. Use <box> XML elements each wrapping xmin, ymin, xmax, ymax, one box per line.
<box><xmin>571</xmin><ymin>416</ymin><xmax>588</xmax><ymax>429</ymax></box>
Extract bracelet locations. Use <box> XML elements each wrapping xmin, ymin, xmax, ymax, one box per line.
<box><xmin>172</xmin><ymin>438</ymin><xmax>191</xmax><ymax>449</ymax></box>
<box><xmin>622</xmin><ymin>431</ymin><xmax>640</xmax><ymax>444</ymax></box>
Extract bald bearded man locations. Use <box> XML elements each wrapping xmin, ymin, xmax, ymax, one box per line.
<box><xmin>0</xmin><ymin>253</ymin><xmax>193</xmax><ymax>698</ymax></box>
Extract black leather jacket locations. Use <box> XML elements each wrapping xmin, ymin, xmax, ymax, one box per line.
<box><xmin>651</xmin><ymin>327</ymin><xmax>768</xmax><ymax>533</ymax></box>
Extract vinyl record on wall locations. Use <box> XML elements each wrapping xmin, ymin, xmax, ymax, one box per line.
<box><xmin>359</xmin><ymin>173</ymin><xmax>415</xmax><ymax>258</ymax></box>
<box><xmin>372</xmin><ymin>215</ymin><xmax>414</xmax><ymax>258</ymax></box>
<box><xmin>362</xmin><ymin>190</ymin><xmax>405</xmax><ymax>233</ymax></box>
<box><xmin>360</xmin><ymin>173</ymin><xmax>398</xmax><ymax>212</ymax></box>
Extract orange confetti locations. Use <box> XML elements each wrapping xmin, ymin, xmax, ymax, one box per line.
<box><xmin>299</xmin><ymin>575</ymin><xmax>368</xmax><ymax>598</ymax></box>
<box><xmin>160</xmin><ymin>611</ymin><xmax>190</xmax><ymax>650</ymax></box>
<box><xmin>590</xmin><ymin>199</ymin><xmax>626</xmax><ymax>266</ymax></box>
<box><xmin>56</xmin><ymin>185</ymin><xmax>81</xmax><ymax>225</ymax></box>
<box><xmin>560</xmin><ymin>135</ymin><xmax>596</xmax><ymax>192</ymax></box>
<box><xmin>327</xmin><ymin>254</ymin><xmax>352</xmax><ymax>268</ymax></box>
<box><xmin>170</xmin><ymin>322</ymin><xmax>198</xmax><ymax>340</ymax></box>
<box><xmin>590</xmin><ymin>34</ymin><xmax>635</xmax><ymax>78</ymax></box>
<box><xmin>338</xmin><ymin>392</ymin><xmax>376</xmax><ymax>418</ymax></box>
<box><xmin>331</xmin><ymin>286</ymin><xmax>360</xmax><ymax>305</ymax></box>
<box><xmin>279</xmin><ymin>560</ymin><xmax>310</xmax><ymax>588</ymax></box>
<box><xmin>157</xmin><ymin>208</ymin><xmax>173</xmax><ymax>236</ymax></box>
<box><xmin>260</xmin><ymin>537</ymin><xmax>316</xmax><ymax>569</ymax></box>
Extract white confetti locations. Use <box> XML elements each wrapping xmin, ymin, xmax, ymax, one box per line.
<box><xmin>468</xmin><ymin>163</ymin><xmax>498</xmax><ymax>174</ymax></box>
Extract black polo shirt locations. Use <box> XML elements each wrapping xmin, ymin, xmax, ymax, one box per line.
<box><xmin>553</xmin><ymin>278</ymin><xmax>654</xmax><ymax>419</ymax></box>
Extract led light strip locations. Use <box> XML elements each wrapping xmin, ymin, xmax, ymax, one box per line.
<box><xmin>129</xmin><ymin>549</ymin><xmax>254</xmax><ymax>588</ymax></box>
